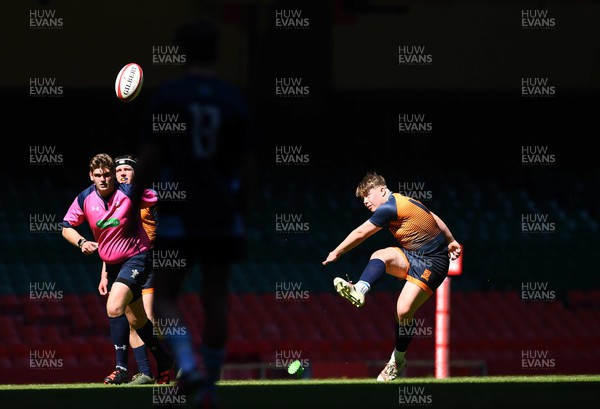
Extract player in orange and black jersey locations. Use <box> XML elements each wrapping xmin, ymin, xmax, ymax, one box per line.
<box><xmin>323</xmin><ymin>172</ymin><xmax>461</xmax><ymax>381</ymax></box>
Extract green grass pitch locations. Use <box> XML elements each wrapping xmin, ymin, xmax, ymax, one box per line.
<box><xmin>1</xmin><ymin>375</ymin><xmax>599</xmax><ymax>409</ymax></box>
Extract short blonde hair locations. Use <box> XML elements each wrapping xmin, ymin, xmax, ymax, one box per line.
<box><xmin>356</xmin><ymin>172</ymin><xmax>387</xmax><ymax>198</ymax></box>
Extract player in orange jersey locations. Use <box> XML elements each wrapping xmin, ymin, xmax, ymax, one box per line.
<box><xmin>323</xmin><ymin>171</ymin><xmax>461</xmax><ymax>381</ymax></box>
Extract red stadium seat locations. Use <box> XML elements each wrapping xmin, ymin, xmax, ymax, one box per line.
<box><xmin>0</xmin><ymin>294</ymin><xmax>20</xmax><ymax>313</ymax></box>
<box><xmin>0</xmin><ymin>355</ymin><xmax>11</xmax><ymax>369</ymax></box>
<box><xmin>71</xmin><ymin>309</ymin><xmax>94</xmax><ymax>334</ymax></box>
<box><xmin>23</xmin><ymin>302</ymin><xmax>45</xmax><ymax>323</ymax></box>
<box><xmin>38</xmin><ymin>326</ymin><xmax>63</xmax><ymax>344</ymax></box>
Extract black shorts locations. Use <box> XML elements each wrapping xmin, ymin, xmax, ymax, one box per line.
<box><xmin>106</xmin><ymin>252</ymin><xmax>152</xmax><ymax>302</ymax></box>
<box><xmin>395</xmin><ymin>233</ymin><xmax>450</xmax><ymax>295</ymax></box>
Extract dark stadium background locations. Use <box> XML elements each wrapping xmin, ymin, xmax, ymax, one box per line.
<box><xmin>2</xmin><ymin>0</ymin><xmax>599</xmax><ymax>383</ymax></box>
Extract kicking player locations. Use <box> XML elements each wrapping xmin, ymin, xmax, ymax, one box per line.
<box><xmin>62</xmin><ymin>153</ymin><xmax>172</xmax><ymax>385</ymax></box>
<box><xmin>97</xmin><ymin>154</ymin><xmax>158</xmax><ymax>384</ymax></box>
<box><xmin>322</xmin><ymin>172</ymin><xmax>461</xmax><ymax>381</ymax></box>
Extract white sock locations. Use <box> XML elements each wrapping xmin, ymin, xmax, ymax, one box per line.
<box><xmin>354</xmin><ymin>280</ymin><xmax>370</xmax><ymax>295</ymax></box>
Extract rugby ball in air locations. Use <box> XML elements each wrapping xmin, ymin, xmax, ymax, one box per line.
<box><xmin>115</xmin><ymin>63</ymin><xmax>143</xmax><ymax>102</ymax></box>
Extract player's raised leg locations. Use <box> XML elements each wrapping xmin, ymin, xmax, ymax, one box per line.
<box><xmin>333</xmin><ymin>276</ymin><xmax>365</xmax><ymax>307</ymax></box>
<box><xmin>334</xmin><ymin>247</ymin><xmax>408</xmax><ymax>307</ymax></box>
<box><xmin>377</xmin><ymin>280</ymin><xmax>431</xmax><ymax>381</ymax></box>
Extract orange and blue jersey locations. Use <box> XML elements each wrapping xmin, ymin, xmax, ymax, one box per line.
<box><xmin>62</xmin><ymin>183</ymin><xmax>157</xmax><ymax>264</ymax></box>
<box><xmin>369</xmin><ymin>193</ymin><xmax>449</xmax><ymax>293</ymax></box>
<box><xmin>139</xmin><ymin>206</ymin><xmax>157</xmax><ymax>295</ymax></box>
<box><xmin>369</xmin><ymin>193</ymin><xmax>442</xmax><ymax>252</ymax></box>
<box><xmin>140</xmin><ymin>207</ymin><xmax>158</xmax><ymax>247</ymax></box>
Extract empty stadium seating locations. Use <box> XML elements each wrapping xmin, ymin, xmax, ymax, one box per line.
<box><xmin>2</xmin><ymin>170</ymin><xmax>599</xmax><ymax>383</ymax></box>
<box><xmin>1</xmin><ymin>287</ymin><xmax>599</xmax><ymax>383</ymax></box>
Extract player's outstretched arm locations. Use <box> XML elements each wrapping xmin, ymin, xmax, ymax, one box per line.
<box><xmin>430</xmin><ymin>212</ymin><xmax>461</xmax><ymax>260</ymax></box>
<box><xmin>322</xmin><ymin>220</ymin><xmax>381</xmax><ymax>265</ymax></box>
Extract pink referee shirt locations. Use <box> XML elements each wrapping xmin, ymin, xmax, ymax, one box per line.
<box><xmin>62</xmin><ymin>183</ymin><xmax>157</xmax><ymax>264</ymax></box>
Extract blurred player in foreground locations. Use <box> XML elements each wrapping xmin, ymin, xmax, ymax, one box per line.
<box><xmin>62</xmin><ymin>153</ymin><xmax>172</xmax><ymax>384</ymax></box>
<box><xmin>96</xmin><ymin>154</ymin><xmax>158</xmax><ymax>384</ymax></box>
<box><xmin>130</xmin><ymin>18</ymin><xmax>257</xmax><ymax>408</ymax></box>
<box><xmin>323</xmin><ymin>172</ymin><xmax>461</xmax><ymax>381</ymax></box>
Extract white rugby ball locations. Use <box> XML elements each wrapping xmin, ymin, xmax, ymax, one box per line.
<box><xmin>115</xmin><ymin>63</ymin><xmax>143</xmax><ymax>102</ymax></box>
